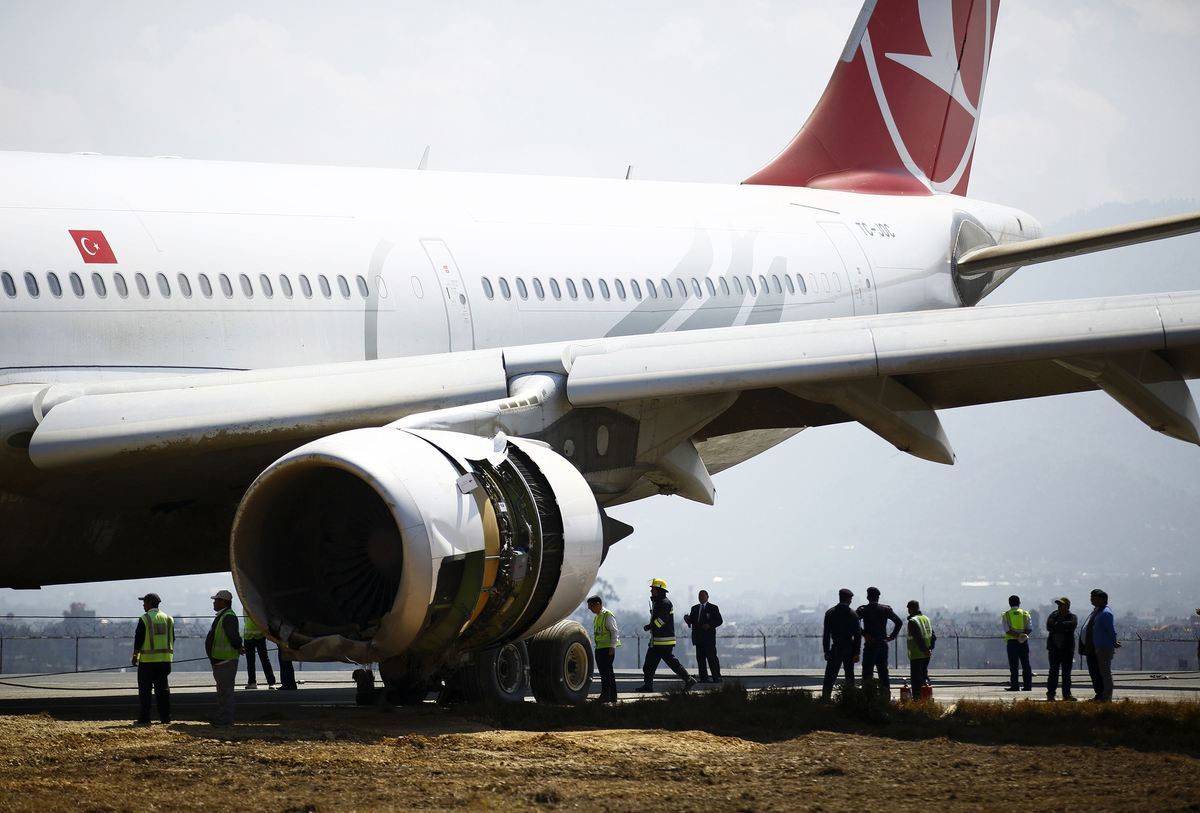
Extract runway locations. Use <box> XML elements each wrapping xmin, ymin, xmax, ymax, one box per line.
<box><xmin>1</xmin><ymin>667</ymin><xmax>1197</xmax><ymax>719</ymax></box>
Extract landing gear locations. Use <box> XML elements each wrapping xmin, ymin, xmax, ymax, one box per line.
<box><xmin>450</xmin><ymin>641</ymin><xmax>530</xmax><ymax>704</ymax></box>
<box><xmin>528</xmin><ymin>620</ymin><xmax>593</xmax><ymax>705</ymax></box>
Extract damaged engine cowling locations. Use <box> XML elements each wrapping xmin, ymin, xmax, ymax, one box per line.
<box><xmin>230</xmin><ymin>428</ymin><xmax>604</xmax><ymax>674</ymax></box>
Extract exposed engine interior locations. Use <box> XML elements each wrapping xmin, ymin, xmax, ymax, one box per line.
<box><xmin>231</xmin><ymin>428</ymin><xmax>605</xmax><ymax>675</ymax></box>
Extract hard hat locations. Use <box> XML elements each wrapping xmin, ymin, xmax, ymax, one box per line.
<box><xmin>649</xmin><ymin>578</ymin><xmax>668</xmax><ymax>592</ymax></box>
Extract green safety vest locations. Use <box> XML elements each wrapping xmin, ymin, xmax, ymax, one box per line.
<box><xmin>593</xmin><ymin>609</ymin><xmax>621</xmax><ymax>649</ymax></box>
<box><xmin>907</xmin><ymin>614</ymin><xmax>933</xmax><ymax>661</ymax></box>
<box><xmin>243</xmin><ymin>614</ymin><xmax>264</xmax><ymax>640</ymax></box>
<box><xmin>138</xmin><ymin>609</ymin><xmax>174</xmax><ymax>663</ymax></box>
<box><xmin>211</xmin><ymin>607</ymin><xmax>240</xmax><ymax>660</ymax></box>
<box><xmin>1003</xmin><ymin>608</ymin><xmax>1031</xmax><ymax>640</ymax></box>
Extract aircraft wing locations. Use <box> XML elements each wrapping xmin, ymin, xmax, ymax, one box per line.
<box><xmin>20</xmin><ymin>290</ymin><xmax>1200</xmax><ymax>489</ymax></box>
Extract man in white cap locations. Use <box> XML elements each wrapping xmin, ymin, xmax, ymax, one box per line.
<box><xmin>206</xmin><ymin>589</ymin><xmax>243</xmax><ymax>726</ymax></box>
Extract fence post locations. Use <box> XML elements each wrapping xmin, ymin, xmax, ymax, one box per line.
<box><xmin>956</xmin><ymin>635</ymin><xmax>961</xmax><ymax>670</ymax></box>
<box><xmin>1138</xmin><ymin>634</ymin><xmax>1143</xmax><ymax>671</ymax></box>
<box><xmin>635</xmin><ymin>635</ymin><xmax>641</xmax><ymax>668</ymax></box>
<box><xmin>893</xmin><ymin>636</ymin><xmax>898</xmax><ymax>669</ymax></box>
<box><xmin>75</xmin><ymin>636</ymin><xmax>80</xmax><ymax>673</ymax></box>
<box><xmin>761</xmin><ymin>633</ymin><xmax>767</xmax><ymax>669</ymax></box>
<box><xmin>0</xmin><ymin>635</ymin><xmax>4</xmax><ymax>674</ymax></box>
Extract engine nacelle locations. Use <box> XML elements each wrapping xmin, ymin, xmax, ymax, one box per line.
<box><xmin>230</xmin><ymin>428</ymin><xmax>604</xmax><ymax>671</ymax></box>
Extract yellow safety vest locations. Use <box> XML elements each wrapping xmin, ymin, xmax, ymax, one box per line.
<box><xmin>593</xmin><ymin>609</ymin><xmax>621</xmax><ymax>649</ymax></box>
<box><xmin>243</xmin><ymin>614</ymin><xmax>264</xmax><ymax>640</ymax></box>
<box><xmin>1003</xmin><ymin>608</ymin><xmax>1031</xmax><ymax>640</ymax></box>
<box><xmin>138</xmin><ymin>609</ymin><xmax>174</xmax><ymax>663</ymax></box>
<box><xmin>907</xmin><ymin>614</ymin><xmax>932</xmax><ymax>661</ymax></box>
<box><xmin>211</xmin><ymin>608</ymin><xmax>239</xmax><ymax>660</ymax></box>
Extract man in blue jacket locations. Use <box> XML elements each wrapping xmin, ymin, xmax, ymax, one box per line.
<box><xmin>1079</xmin><ymin>588</ymin><xmax>1118</xmax><ymax>702</ymax></box>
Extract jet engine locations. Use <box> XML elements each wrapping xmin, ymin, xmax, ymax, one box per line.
<box><xmin>230</xmin><ymin>427</ymin><xmax>604</xmax><ymax>684</ymax></box>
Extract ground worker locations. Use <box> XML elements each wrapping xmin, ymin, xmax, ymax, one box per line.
<box><xmin>1003</xmin><ymin>594</ymin><xmax>1033</xmax><ymax>692</ymax></box>
<box><xmin>206</xmin><ymin>589</ymin><xmax>244</xmax><ymax>726</ymax></box>
<box><xmin>132</xmin><ymin>592</ymin><xmax>174</xmax><ymax>726</ymax></box>
<box><xmin>587</xmin><ymin>595</ymin><xmax>621</xmax><ymax>703</ymax></box>
<box><xmin>242</xmin><ymin>612</ymin><xmax>276</xmax><ymax>689</ymax></box>
<box><xmin>1046</xmin><ymin>597</ymin><xmax>1078</xmax><ymax>701</ymax></box>
<box><xmin>634</xmin><ymin>578</ymin><xmax>696</xmax><ymax>692</ymax></box>
<box><xmin>906</xmin><ymin>600</ymin><xmax>933</xmax><ymax>692</ymax></box>
<box><xmin>1080</xmin><ymin>588</ymin><xmax>1118</xmax><ymax>702</ymax></box>
<box><xmin>821</xmin><ymin>588</ymin><xmax>862</xmax><ymax>700</ymax></box>
<box><xmin>856</xmin><ymin>586</ymin><xmax>902</xmax><ymax>695</ymax></box>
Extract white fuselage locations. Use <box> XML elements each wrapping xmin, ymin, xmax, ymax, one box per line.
<box><xmin>0</xmin><ymin>152</ymin><xmax>1035</xmax><ymax>387</ymax></box>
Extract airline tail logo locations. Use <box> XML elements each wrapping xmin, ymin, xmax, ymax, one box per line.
<box><xmin>744</xmin><ymin>0</ymin><xmax>1000</xmax><ymax>197</ymax></box>
<box><xmin>69</xmin><ymin>230</ymin><xmax>118</xmax><ymax>264</ymax></box>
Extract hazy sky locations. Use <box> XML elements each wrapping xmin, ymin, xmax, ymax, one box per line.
<box><xmin>2</xmin><ymin>1</ymin><xmax>1198</xmax><ymax>618</ymax></box>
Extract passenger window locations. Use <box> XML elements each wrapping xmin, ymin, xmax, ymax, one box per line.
<box><xmin>807</xmin><ymin>274</ymin><xmax>817</xmax><ymax>293</ymax></box>
<box><xmin>821</xmin><ymin>273</ymin><xmax>830</xmax><ymax>292</ymax></box>
<box><xmin>549</xmin><ymin>278</ymin><xmax>561</xmax><ymax>299</ymax></box>
<box><xmin>199</xmin><ymin>274</ymin><xmax>213</xmax><ymax>298</ymax></box>
<box><xmin>705</xmin><ymin>278</ymin><xmax>716</xmax><ymax>297</ymax></box>
<box><xmin>410</xmin><ymin>276</ymin><xmax>424</xmax><ymax>298</ymax></box>
<box><xmin>516</xmin><ymin>278</ymin><xmax>529</xmax><ymax>299</ymax></box>
<box><xmin>482</xmin><ymin>277</ymin><xmax>495</xmax><ymax>299</ymax></box>
<box><xmin>759</xmin><ymin>274</ymin><xmax>769</xmax><ymax>294</ymax></box>
<box><xmin>136</xmin><ymin>273</ymin><xmax>150</xmax><ymax>298</ymax></box>
<box><xmin>732</xmin><ymin>276</ymin><xmax>743</xmax><ymax>295</ymax></box>
<box><xmin>279</xmin><ymin>275</ymin><xmax>293</xmax><ymax>299</ymax></box>
<box><xmin>746</xmin><ymin>276</ymin><xmax>757</xmax><ymax>296</ymax></box>
<box><xmin>337</xmin><ymin>275</ymin><xmax>350</xmax><ymax>298</ymax></box>
<box><xmin>24</xmin><ymin>272</ymin><xmax>40</xmax><ymax>298</ymax></box>
<box><xmin>70</xmin><ymin>272</ymin><xmax>85</xmax><ymax>297</ymax></box>
<box><xmin>797</xmin><ymin>273</ymin><xmax>807</xmax><ymax>294</ymax></box>
<box><xmin>260</xmin><ymin>274</ymin><xmax>273</xmax><ymax>298</ymax></box>
<box><xmin>631</xmin><ymin>279</ymin><xmax>642</xmax><ymax>300</ymax></box>
<box><xmin>834</xmin><ymin>273</ymin><xmax>843</xmax><ymax>292</ymax></box>
<box><xmin>299</xmin><ymin>275</ymin><xmax>312</xmax><ymax>298</ymax></box>
<box><xmin>533</xmin><ymin>278</ymin><xmax>545</xmax><ymax>299</ymax></box>
<box><xmin>582</xmin><ymin>279</ymin><xmax>594</xmax><ymax>300</ymax></box>
<box><xmin>647</xmin><ymin>279</ymin><xmax>658</xmax><ymax>299</ymax></box>
<box><xmin>177</xmin><ymin>274</ymin><xmax>192</xmax><ymax>298</ymax></box>
<box><xmin>356</xmin><ymin>275</ymin><xmax>369</xmax><ymax>297</ymax></box>
<box><xmin>720</xmin><ymin>278</ymin><xmax>730</xmax><ymax>296</ymax></box>
<box><xmin>220</xmin><ymin>274</ymin><xmax>233</xmax><ymax>298</ymax></box>
<box><xmin>319</xmin><ymin>275</ymin><xmax>332</xmax><ymax>298</ymax></box>
<box><xmin>155</xmin><ymin>273</ymin><xmax>170</xmax><ymax>297</ymax></box>
<box><xmin>661</xmin><ymin>278</ymin><xmax>672</xmax><ymax>299</ymax></box>
<box><xmin>92</xmin><ymin>273</ymin><xmax>107</xmax><ymax>298</ymax></box>
<box><xmin>614</xmin><ymin>279</ymin><xmax>625</xmax><ymax>300</ymax></box>
<box><xmin>114</xmin><ymin>272</ymin><xmax>129</xmax><ymax>298</ymax></box>
<box><xmin>566</xmin><ymin>278</ymin><xmax>578</xmax><ymax>299</ymax></box>
<box><xmin>772</xmin><ymin>274</ymin><xmax>782</xmax><ymax>294</ymax></box>
<box><xmin>598</xmin><ymin>279</ymin><xmax>610</xmax><ymax>300</ymax></box>
<box><xmin>47</xmin><ymin>272</ymin><xmax>63</xmax><ymax>298</ymax></box>
<box><xmin>498</xmin><ymin>277</ymin><xmax>511</xmax><ymax>299</ymax></box>
<box><xmin>784</xmin><ymin>274</ymin><xmax>795</xmax><ymax>294</ymax></box>
<box><xmin>1</xmin><ymin>271</ymin><xmax>14</xmax><ymax>297</ymax></box>
<box><xmin>675</xmin><ymin>279</ymin><xmax>687</xmax><ymax>298</ymax></box>
<box><xmin>239</xmin><ymin>274</ymin><xmax>253</xmax><ymax>298</ymax></box>
<box><xmin>691</xmin><ymin>278</ymin><xmax>702</xmax><ymax>298</ymax></box>
<box><xmin>376</xmin><ymin>276</ymin><xmax>388</xmax><ymax>298</ymax></box>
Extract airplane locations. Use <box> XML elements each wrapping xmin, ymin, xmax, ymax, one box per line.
<box><xmin>2</xmin><ymin>0</ymin><xmax>1199</xmax><ymax>703</ymax></box>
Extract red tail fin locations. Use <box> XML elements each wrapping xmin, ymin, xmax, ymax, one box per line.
<box><xmin>744</xmin><ymin>0</ymin><xmax>1000</xmax><ymax>196</ymax></box>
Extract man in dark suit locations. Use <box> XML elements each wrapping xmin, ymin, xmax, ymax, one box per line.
<box><xmin>684</xmin><ymin>590</ymin><xmax>723</xmax><ymax>683</ymax></box>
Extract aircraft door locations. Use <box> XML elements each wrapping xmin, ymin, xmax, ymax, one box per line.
<box><xmin>421</xmin><ymin>239</ymin><xmax>475</xmax><ymax>351</ymax></box>
<box><xmin>820</xmin><ymin>223</ymin><xmax>877</xmax><ymax>316</ymax></box>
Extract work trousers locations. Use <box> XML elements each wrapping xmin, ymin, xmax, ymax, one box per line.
<box><xmin>861</xmin><ymin>640</ymin><xmax>891</xmax><ymax>692</ymax></box>
<box><xmin>1086</xmin><ymin>648</ymin><xmax>1115</xmax><ymax>701</ymax></box>
<box><xmin>910</xmin><ymin>655</ymin><xmax>930</xmax><ymax>689</ymax></box>
<box><xmin>595</xmin><ymin>646</ymin><xmax>617</xmax><ymax>702</ymax></box>
<box><xmin>1007</xmin><ymin>639</ymin><xmax>1032</xmax><ymax>690</ymax></box>
<box><xmin>694</xmin><ymin>641</ymin><xmax>721</xmax><ymax>681</ymax></box>
<box><xmin>278</xmin><ymin>650</ymin><xmax>297</xmax><ymax>689</ymax></box>
<box><xmin>137</xmin><ymin>661</ymin><xmax>171</xmax><ymax>723</ymax></box>
<box><xmin>1046</xmin><ymin>648</ymin><xmax>1074</xmax><ymax>698</ymax></box>
<box><xmin>643</xmin><ymin>644</ymin><xmax>690</xmax><ymax>687</ymax></box>
<box><xmin>822</xmin><ymin>644</ymin><xmax>856</xmax><ymax>699</ymax></box>
<box><xmin>244</xmin><ymin>638</ymin><xmax>276</xmax><ymax>686</ymax></box>
<box><xmin>211</xmin><ymin>659</ymin><xmax>239</xmax><ymax>725</ymax></box>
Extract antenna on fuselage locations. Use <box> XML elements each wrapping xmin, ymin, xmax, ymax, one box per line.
<box><xmin>417</xmin><ymin>146</ymin><xmax>431</xmax><ymax>171</ymax></box>
<box><xmin>625</xmin><ymin>164</ymin><xmax>633</xmax><ymax>180</ymax></box>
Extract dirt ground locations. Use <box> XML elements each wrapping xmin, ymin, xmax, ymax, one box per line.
<box><xmin>1</xmin><ymin>707</ymin><xmax>1198</xmax><ymax>813</ymax></box>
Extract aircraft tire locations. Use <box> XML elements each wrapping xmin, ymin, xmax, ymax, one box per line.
<box><xmin>528</xmin><ymin>620</ymin><xmax>593</xmax><ymax>705</ymax></box>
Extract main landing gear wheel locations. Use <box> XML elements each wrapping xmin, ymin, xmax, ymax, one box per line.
<box><xmin>528</xmin><ymin>620</ymin><xmax>593</xmax><ymax>705</ymax></box>
<box><xmin>456</xmin><ymin>641</ymin><xmax>530</xmax><ymax>704</ymax></box>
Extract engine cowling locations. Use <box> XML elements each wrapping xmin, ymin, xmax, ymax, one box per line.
<box><xmin>230</xmin><ymin>428</ymin><xmax>604</xmax><ymax>672</ymax></box>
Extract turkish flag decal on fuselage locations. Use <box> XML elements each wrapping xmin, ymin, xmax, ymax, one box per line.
<box><xmin>69</xmin><ymin>229</ymin><xmax>118</xmax><ymax>264</ymax></box>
